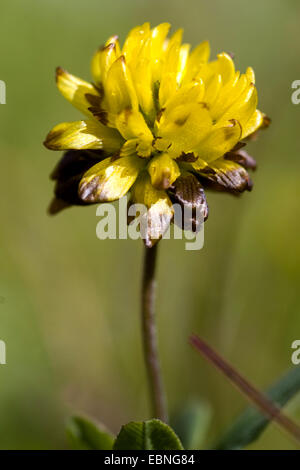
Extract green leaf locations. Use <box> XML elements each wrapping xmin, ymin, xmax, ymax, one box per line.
<box><xmin>172</xmin><ymin>400</ymin><xmax>212</xmax><ymax>449</ymax></box>
<box><xmin>113</xmin><ymin>419</ymin><xmax>184</xmax><ymax>450</ymax></box>
<box><xmin>66</xmin><ymin>415</ymin><xmax>115</xmax><ymax>450</ymax></box>
<box><xmin>215</xmin><ymin>366</ymin><xmax>300</xmax><ymax>450</ymax></box>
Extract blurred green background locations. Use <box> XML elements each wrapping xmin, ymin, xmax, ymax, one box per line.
<box><xmin>0</xmin><ymin>0</ymin><xmax>300</xmax><ymax>450</ymax></box>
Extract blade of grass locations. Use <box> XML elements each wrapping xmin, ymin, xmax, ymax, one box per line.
<box><xmin>189</xmin><ymin>334</ymin><xmax>300</xmax><ymax>447</ymax></box>
<box><xmin>216</xmin><ymin>366</ymin><xmax>300</xmax><ymax>449</ymax></box>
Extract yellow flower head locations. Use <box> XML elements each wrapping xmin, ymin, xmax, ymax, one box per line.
<box><xmin>44</xmin><ymin>22</ymin><xmax>269</xmax><ymax>246</ymax></box>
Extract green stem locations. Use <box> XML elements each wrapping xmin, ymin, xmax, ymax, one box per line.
<box><xmin>141</xmin><ymin>244</ymin><xmax>168</xmax><ymax>422</ymax></box>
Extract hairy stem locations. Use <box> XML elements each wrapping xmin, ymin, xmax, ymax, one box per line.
<box><xmin>141</xmin><ymin>244</ymin><xmax>168</xmax><ymax>422</ymax></box>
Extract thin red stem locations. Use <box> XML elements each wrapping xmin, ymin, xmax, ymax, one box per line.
<box><xmin>190</xmin><ymin>334</ymin><xmax>300</xmax><ymax>446</ymax></box>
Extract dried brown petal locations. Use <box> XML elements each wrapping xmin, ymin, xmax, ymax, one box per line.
<box><xmin>225</xmin><ymin>149</ymin><xmax>257</xmax><ymax>170</ymax></box>
<box><xmin>168</xmin><ymin>172</ymin><xmax>209</xmax><ymax>232</ymax></box>
<box><xmin>48</xmin><ymin>150</ymin><xmax>104</xmax><ymax>214</ymax></box>
<box><xmin>175</xmin><ymin>152</ymin><xmax>198</xmax><ymax>163</ymax></box>
<box><xmin>199</xmin><ymin>159</ymin><xmax>252</xmax><ymax>194</ymax></box>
